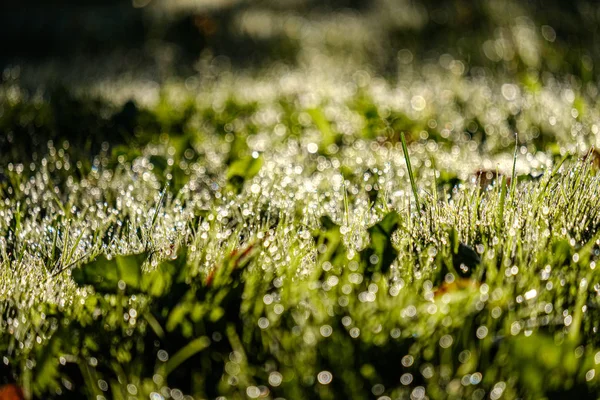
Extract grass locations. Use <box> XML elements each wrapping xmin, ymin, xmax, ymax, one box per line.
<box><xmin>3</xmin><ymin>2</ymin><xmax>600</xmax><ymax>398</ymax></box>
<box><xmin>1</xmin><ymin>98</ymin><xmax>600</xmax><ymax>398</ymax></box>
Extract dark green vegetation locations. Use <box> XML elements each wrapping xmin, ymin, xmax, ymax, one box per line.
<box><xmin>3</xmin><ymin>1</ymin><xmax>600</xmax><ymax>399</ymax></box>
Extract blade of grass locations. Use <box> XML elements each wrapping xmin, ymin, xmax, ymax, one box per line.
<box><xmin>342</xmin><ymin>178</ymin><xmax>350</xmax><ymax>226</ymax></box>
<box><xmin>163</xmin><ymin>336</ymin><xmax>211</xmax><ymax>377</ymax></box>
<box><xmin>47</xmin><ymin>248</ymin><xmax>94</xmax><ymax>280</ymax></box>
<box><xmin>400</xmin><ymin>132</ymin><xmax>420</xmax><ymax>212</ymax></box>
<box><xmin>496</xmin><ymin>175</ymin><xmax>507</xmax><ymax>232</ymax></box>
<box><xmin>146</xmin><ymin>183</ymin><xmax>169</xmax><ymax>251</ymax></box>
<box><xmin>143</xmin><ymin>312</ymin><xmax>165</xmax><ymax>340</ymax></box>
<box><xmin>509</xmin><ymin>132</ymin><xmax>518</xmax><ymax>201</ymax></box>
<box><xmin>151</xmin><ymin>183</ymin><xmax>168</xmax><ymax>231</ymax></box>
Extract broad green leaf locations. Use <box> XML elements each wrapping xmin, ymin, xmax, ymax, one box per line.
<box><xmin>227</xmin><ymin>156</ymin><xmax>262</xmax><ymax>180</ymax></box>
<box><xmin>32</xmin><ymin>328</ymin><xmax>62</xmax><ymax>397</ymax></box>
<box><xmin>312</xmin><ymin>216</ymin><xmax>347</xmax><ymax>270</ymax></box>
<box><xmin>72</xmin><ymin>252</ymin><xmax>147</xmax><ymax>292</ymax></box>
<box><xmin>361</xmin><ymin>211</ymin><xmax>401</xmax><ymax>275</ymax></box>
<box><xmin>448</xmin><ymin>228</ymin><xmax>480</xmax><ymax>277</ymax></box>
<box><xmin>452</xmin><ymin>243</ymin><xmax>481</xmax><ymax>276</ymax></box>
<box><xmin>142</xmin><ymin>248</ymin><xmax>187</xmax><ymax>297</ymax></box>
<box><xmin>226</xmin><ymin>155</ymin><xmax>263</xmax><ymax>193</ymax></box>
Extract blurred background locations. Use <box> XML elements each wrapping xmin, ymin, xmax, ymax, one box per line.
<box><xmin>2</xmin><ymin>0</ymin><xmax>600</xmax><ymax>162</ymax></box>
<box><xmin>3</xmin><ymin>0</ymin><xmax>599</xmax><ymax>84</ymax></box>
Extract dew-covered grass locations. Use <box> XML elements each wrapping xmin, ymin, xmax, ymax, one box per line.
<box><xmin>3</xmin><ymin>1</ymin><xmax>600</xmax><ymax>399</ymax></box>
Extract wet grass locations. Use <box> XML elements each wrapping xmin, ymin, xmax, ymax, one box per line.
<box><xmin>2</xmin><ymin>80</ymin><xmax>600</xmax><ymax>399</ymax></box>
<box><xmin>2</xmin><ymin>1</ymin><xmax>600</xmax><ymax>399</ymax></box>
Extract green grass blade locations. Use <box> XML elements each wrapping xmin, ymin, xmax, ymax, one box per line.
<box><xmin>164</xmin><ymin>336</ymin><xmax>211</xmax><ymax>378</ymax></box>
<box><xmin>510</xmin><ymin>133</ymin><xmax>518</xmax><ymax>201</ymax></box>
<box><xmin>400</xmin><ymin>132</ymin><xmax>421</xmax><ymax>212</ymax></box>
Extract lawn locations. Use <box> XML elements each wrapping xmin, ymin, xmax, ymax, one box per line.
<box><xmin>2</xmin><ymin>1</ymin><xmax>600</xmax><ymax>399</ymax></box>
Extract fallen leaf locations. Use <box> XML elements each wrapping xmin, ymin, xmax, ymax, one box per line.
<box><xmin>434</xmin><ymin>278</ymin><xmax>480</xmax><ymax>298</ymax></box>
<box><xmin>0</xmin><ymin>385</ymin><xmax>24</xmax><ymax>400</ymax></box>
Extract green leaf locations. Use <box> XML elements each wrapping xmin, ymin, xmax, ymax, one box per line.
<box><xmin>452</xmin><ymin>243</ymin><xmax>481</xmax><ymax>277</ymax></box>
<box><xmin>361</xmin><ymin>211</ymin><xmax>401</xmax><ymax>275</ymax></box>
<box><xmin>32</xmin><ymin>327</ymin><xmax>63</xmax><ymax>397</ymax></box>
<box><xmin>110</xmin><ymin>144</ymin><xmax>141</xmax><ymax>163</ymax></box>
<box><xmin>312</xmin><ymin>216</ymin><xmax>347</xmax><ymax>269</ymax></box>
<box><xmin>227</xmin><ymin>156</ymin><xmax>263</xmax><ymax>180</ymax></box>
<box><xmin>447</xmin><ymin>228</ymin><xmax>480</xmax><ymax>277</ymax></box>
<box><xmin>506</xmin><ymin>333</ymin><xmax>597</xmax><ymax>395</ymax></box>
<box><xmin>436</xmin><ymin>170</ymin><xmax>460</xmax><ymax>190</ymax></box>
<box><xmin>307</xmin><ymin>108</ymin><xmax>338</xmax><ymax>153</ymax></box>
<box><xmin>72</xmin><ymin>252</ymin><xmax>147</xmax><ymax>292</ymax></box>
<box><xmin>149</xmin><ymin>155</ymin><xmax>168</xmax><ymax>174</ymax></box>
<box><xmin>142</xmin><ymin>248</ymin><xmax>188</xmax><ymax>297</ymax></box>
<box><xmin>226</xmin><ymin>155</ymin><xmax>263</xmax><ymax>193</ymax></box>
